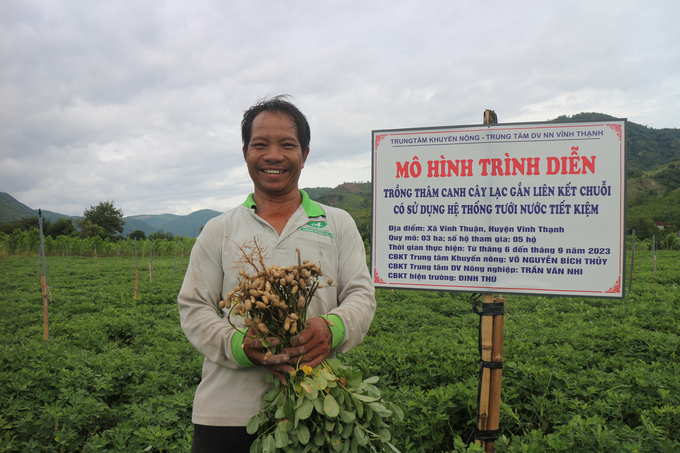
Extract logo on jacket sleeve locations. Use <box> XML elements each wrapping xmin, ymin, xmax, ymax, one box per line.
<box><xmin>301</xmin><ymin>221</ymin><xmax>334</xmax><ymax>238</ymax></box>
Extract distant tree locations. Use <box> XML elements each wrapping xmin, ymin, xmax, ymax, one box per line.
<box><xmin>666</xmin><ymin>232</ymin><xmax>679</xmax><ymax>250</ymax></box>
<box><xmin>79</xmin><ymin>201</ymin><xmax>124</xmax><ymax>240</ymax></box>
<box><xmin>149</xmin><ymin>229</ymin><xmax>174</xmax><ymax>241</ymax></box>
<box><xmin>76</xmin><ymin>219</ymin><xmax>106</xmax><ymax>239</ymax></box>
<box><xmin>46</xmin><ymin>218</ymin><xmax>76</xmax><ymax>238</ymax></box>
<box><xmin>628</xmin><ymin>215</ymin><xmax>660</xmax><ymax>241</ymax></box>
<box><xmin>0</xmin><ymin>216</ymin><xmax>47</xmax><ymax>235</ymax></box>
<box><xmin>128</xmin><ymin>230</ymin><xmax>147</xmax><ymax>241</ymax></box>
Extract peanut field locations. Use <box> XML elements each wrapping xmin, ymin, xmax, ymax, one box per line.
<box><xmin>1</xmin><ymin>248</ymin><xmax>679</xmax><ymax>452</ymax></box>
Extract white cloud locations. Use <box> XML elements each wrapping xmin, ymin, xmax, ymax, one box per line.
<box><xmin>2</xmin><ymin>0</ymin><xmax>680</xmax><ymax>216</ymax></box>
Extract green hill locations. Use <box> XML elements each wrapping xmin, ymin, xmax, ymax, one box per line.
<box><xmin>551</xmin><ymin>112</ymin><xmax>680</xmax><ymax>173</ymax></box>
<box><xmin>0</xmin><ymin>192</ymin><xmax>34</xmax><ymax>223</ymax></box>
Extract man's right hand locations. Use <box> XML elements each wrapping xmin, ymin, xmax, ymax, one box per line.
<box><xmin>243</xmin><ymin>327</ymin><xmax>295</xmax><ymax>382</ymax></box>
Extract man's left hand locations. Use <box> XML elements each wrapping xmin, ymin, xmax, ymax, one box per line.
<box><xmin>281</xmin><ymin>317</ymin><xmax>332</xmax><ymax>368</ymax></box>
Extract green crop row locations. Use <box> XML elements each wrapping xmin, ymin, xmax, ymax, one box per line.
<box><xmin>1</xmin><ymin>251</ymin><xmax>679</xmax><ymax>452</ymax></box>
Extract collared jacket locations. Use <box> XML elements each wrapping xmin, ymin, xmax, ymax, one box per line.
<box><xmin>178</xmin><ymin>191</ymin><xmax>376</xmax><ymax>426</ymax></box>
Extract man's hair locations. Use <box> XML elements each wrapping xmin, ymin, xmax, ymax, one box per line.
<box><xmin>241</xmin><ymin>95</ymin><xmax>311</xmax><ymax>152</ymax></box>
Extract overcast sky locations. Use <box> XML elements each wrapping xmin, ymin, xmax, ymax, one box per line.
<box><xmin>2</xmin><ymin>0</ymin><xmax>679</xmax><ymax>217</ymax></box>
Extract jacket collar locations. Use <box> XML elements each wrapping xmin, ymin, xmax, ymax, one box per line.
<box><xmin>242</xmin><ymin>190</ymin><xmax>325</xmax><ymax>218</ymax></box>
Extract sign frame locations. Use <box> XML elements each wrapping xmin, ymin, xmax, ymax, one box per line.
<box><xmin>370</xmin><ymin>119</ymin><xmax>627</xmax><ymax>299</ymax></box>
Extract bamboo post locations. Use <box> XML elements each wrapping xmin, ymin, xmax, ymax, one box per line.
<box><xmin>66</xmin><ymin>244</ymin><xmax>70</xmax><ymax>276</ymax></box>
<box><xmin>486</xmin><ymin>296</ymin><xmax>505</xmax><ymax>451</ymax></box>
<box><xmin>478</xmin><ymin>293</ymin><xmax>494</xmax><ymax>436</ymax></box>
<box><xmin>474</xmin><ymin>109</ymin><xmax>504</xmax><ymax>452</ymax></box>
<box><xmin>94</xmin><ymin>243</ymin><xmax>98</xmax><ymax>270</ymax></box>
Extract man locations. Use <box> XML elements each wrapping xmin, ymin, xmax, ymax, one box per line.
<box><xmin>178</xmin><ymin>96</ymin><xmax>376</xmax><ymax>452</ymax></box>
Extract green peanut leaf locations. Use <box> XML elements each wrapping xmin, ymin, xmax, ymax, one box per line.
<box><xmin>246</xmin><ymin>413</ymin><xmax>262</xmax><ymax>434</ymax></box>
<box><xmin>355</xmin><ymin>400</ymin><xmax>364</xmax><ymax>418</ymax></box>
<box><xmin>341</xmin><ymin>422</ymin><xmax>353</xmax><ymax>439</ymax></box>
<box><xmin>320</xmin><ymin>369</ymin><xmax>337</xmax><ymax>382</ymax></box>
<box><xmin>262</xmin><ymin>434</ymin><xmax>275</xmax><ymax>453</ymax></box>
<box><xmin>313</xmin><ymin>432</ymin><xmax>325</xmax><ymax>447</ymax></box>
<box><xmin>279</xmin><ymin>419</ymin><xmax>294</xmax><ymax>432</ymax></box>
<box><xmin>347</xmin><ymin>371</ymin><xmax>363</xmax><ymax>388</ymax></box>
<box><xmin>352</xmin><ymin>394</ymin><xmax>378</xmax><ymax>403</ymax></box>
<box><xmin>324</xmin><ymin>394</ymin><xmax>340</xmax><ymax>417</ymax></box>
<box><xmin>275</xmin><ymin>424</ymin><xmax>288</xmax><ymax>448</ymax></box>
<box><xmin>296</xmin><ymin>423</ymin><xmax>310</xmax><ymax>445</ymax></box>
<box><xmin>331</xmin><ymin>434</ymin><xmax>343</xmax><ymax>452</ymax></box>
<box><xmin>296</xmin><ymin>398</ymin><xmax>314</xmax><ymax>420</ymax></box>
<box><xmin>364</xmin><ymin>376</ymin><xmax>379</xmax><ymax>384</ymax></box>
<box><xmin>312</xmin><ymin>395</ymin><xmax>325</xmax><ymax>415</ymax></box>
<box><xmin>339</xmin><ymin>410</ymin><xmax>355</xmax><ymax>423</ymax></box>
<box><xmin>355</xmin><ymin>426</ymin><xmax>368</xmax><ymax>447</ymax></box>
<box><xmin>313</xmin><ymin>374</ymin><xmax>328</xmax><ymax>391</ymax></box>
<box><xmin>368</xmin><ymin>402</ymin><xmax>392</xmax><ymax>417</ymax></box>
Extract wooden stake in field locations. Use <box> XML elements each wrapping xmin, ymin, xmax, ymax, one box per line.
<box><xmin>38</xmin><ymin>209</ymin><xmax>49</xmax><ymax>341</ymax></box>
<box><xmin>474</xmin><ymin>110</ymin><xmax>505</xmax><ymax>453</ymax></box>
<box><xmin>652</xmin><ymin>234</ymin><xmax>657</xmax><ymax>276</ymax></box>
<box><xmin>180</xmin><ymin>241</ymin><xmax>185</xmax><ymax>274</ymax></box>
<box><xmin>134</xmin><ymin>238</ymin><xmax>139</xmax><ymax>300</ymax></box>
<box><xmin>629</xmin><ymin>229</ymin><xmax>635</xmax><ymax>294</ymax></box>
<box><xmin>174</xmin><ymin>242</ymin><xmax>178</xmax><ymax>276</ymax></box>
<box><xmin>149</xmin><ymin>239</ymin><xmax>153</xmax><ymax>284</ymax></box>
<box><xmin>94</xmin><ymin>243</ymin><xmax>99</xmax><ymax>270</ymax></box>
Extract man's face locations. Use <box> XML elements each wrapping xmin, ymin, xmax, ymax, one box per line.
<box><xmin>244</xmin><ymin>111</ymin><xmax>309</xmax><ymax>198</ymax></box>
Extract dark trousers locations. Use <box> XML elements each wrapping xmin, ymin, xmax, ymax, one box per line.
<box><xmin>191</xmin><ymin>425</ymin><xmax>256</xmax><ymax>453</ymax></box>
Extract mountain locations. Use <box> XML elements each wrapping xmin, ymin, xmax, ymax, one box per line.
<box><xmin>0</xmin><ymin>192</ymin><xmax>81</xmax><ymax>224</ymax></box>
<box><xmin>0</xmin><ymin>191</ymin><xmax>221</xmax><ymax>238</ymax></box>
<box><xmin>125</xmin><ymin>209</ymin><xmax>222</xmax><ymax>237</ymax></box>
<box><xmin>0</xmin><ymin>192</ymin><xmax>34</xmax><ymax>223</ymax></box>
<box><xmin>550</xmin><ymin>112</ymin><xmax>680</xmax><ymax>173</ymax></box>
<box><xmin>312</xmin><ymin>182</ymin><xmax>371</xmax><ymax>219</ymax></box>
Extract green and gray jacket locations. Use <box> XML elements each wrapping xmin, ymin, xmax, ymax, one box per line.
<box><xmin>178</xmin><ymin>190</ymin><xmax>376</xmax><ymax>426</ymax></box>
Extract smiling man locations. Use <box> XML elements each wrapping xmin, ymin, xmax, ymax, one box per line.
<box><xmin>178</xmin><ymin>96</ymin><xmax>376</xmax><ymax>453</ymax></box>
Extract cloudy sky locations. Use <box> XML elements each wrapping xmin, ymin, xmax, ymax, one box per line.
<box><xmin>2</xmin><ymin>0</ymin><xmax>679</xmax><ymax>217</ymax></box>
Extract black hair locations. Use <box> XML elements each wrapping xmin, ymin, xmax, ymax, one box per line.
<box><xmin>241</xmin><ymin>95</ymin><xmax>311</xmax><ymax>152</ymax></box>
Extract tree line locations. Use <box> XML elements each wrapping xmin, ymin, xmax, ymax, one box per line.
<box><xmin>0</xmin><ymin>201</ymin><xmax>197</xmax><ymax>256</ymax></box>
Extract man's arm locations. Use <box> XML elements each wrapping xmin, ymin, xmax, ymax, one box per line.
<box><xmin>178</xmin><ymin>220</ymin><xmax>265</xmax><ymax>370</ymax></box>
<box><xmin>281</xmin><ymin>209</ymin><xmax>376</xmax><ymax>365</ymax></box>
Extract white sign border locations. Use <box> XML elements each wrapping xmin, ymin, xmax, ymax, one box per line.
<box><xmin>370</xmin><ymin>119</ymin><xmax>627</xmax><ymax>299</ymax></box>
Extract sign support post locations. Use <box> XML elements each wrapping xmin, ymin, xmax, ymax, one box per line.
<box><xmin>475</xmin><ymin>111</ymin><xmax>504</xmax><ymax>452</ymax></box>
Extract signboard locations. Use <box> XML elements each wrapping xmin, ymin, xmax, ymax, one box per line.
<box><xmin>371</xmin><ymin>120</ymin><xmax>626</xmax><ymax>298</ymax></box>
